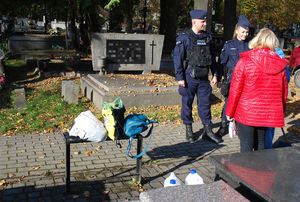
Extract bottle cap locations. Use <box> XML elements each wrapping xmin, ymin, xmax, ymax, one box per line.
<box><xmin>191</xmin><ymin>169</ymin><xmax>196</xmax><ymax>174</ymax></box>
<box><xmin>170</xmin><ymin>179</ymin><xmax>176</xmax><ymax>184</ymax></box>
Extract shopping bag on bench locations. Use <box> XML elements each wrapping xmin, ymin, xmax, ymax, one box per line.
<box><xmin>69</xmin><ymin>110</ymin><xmax>107</xmax><ymax>142</ymax></box>
<box><xmin>124</xmin><ymin>114</ymin><xmax>157</xmax><ymax>158</ymax></box>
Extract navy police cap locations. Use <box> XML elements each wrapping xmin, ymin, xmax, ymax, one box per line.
<box><xmin>189</xmin><ymin>10</ymin><xmax>207</xmax><ymax>20</ymax></box>
<box><xmin>237</xmin><ymin>15</ymin><xmax>250</xmax><ymax>29</ymax></box>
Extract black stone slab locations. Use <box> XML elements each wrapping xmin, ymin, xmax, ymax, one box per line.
<box><xmin>106</xmin><ymin>40</ymin><xmax>145</xmax><ymax>64</ymax></box>
<box><xmin>209</xmin><ymin>147</ymin><xmax>300</xmax><ymax>202</ymax></box>
<box><xmin>139</xmin><ymin>180</ymin><xmax>249</xmax><ymax>202</ymax></box>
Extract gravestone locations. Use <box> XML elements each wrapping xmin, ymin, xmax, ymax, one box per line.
<box><xmin>209</xmin><ymin>147</ymin><xmax>300</xmax><ymax>201</ymax></box>
<box><xmin>90</xmin><ymin>33</ymin><xmax>164</xmax><ymax>73</ymax></box>
<box><xmin>80</xmin><ymin>73</ymin><xmax>180</xmax><ymax>110</ymax></box>
<box><xmin>14</xmin><ymin>88</ymin><xmax>26</xmax><ymax>109</ymax></box>
<box><xmin>8</xmin><ymin>34</ymin><xmax>66</xmax><ymax>53</ymax></box>
<box><xmin>62</xmin><ymin>80</ymin><xmax>79</xmax><ymax>104</ymax></box>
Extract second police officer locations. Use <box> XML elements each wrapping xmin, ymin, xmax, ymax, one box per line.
<box><xmin>217</xmin><ymin>15</ymin><xmax>251</xmax><ymax>137</ymax></box>
<box><xmin>173</xmin><ymin>9</ymin><xmax>222</xmax><ymax>144</ymax></box>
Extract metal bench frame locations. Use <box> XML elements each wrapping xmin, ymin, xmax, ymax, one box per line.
<box><xmin>63</xmin><ymin>132</ymin><xmax>144</xmax><ymax>193</ymax></box>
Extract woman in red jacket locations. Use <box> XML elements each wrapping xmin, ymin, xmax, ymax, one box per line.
<box><xmin>226</xmin><ymin>28</ymin><xmax>288</xmax><ymax>152</ymax></box>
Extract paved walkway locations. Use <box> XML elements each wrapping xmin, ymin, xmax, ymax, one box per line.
<box><xmin>0</xmin><ymin>117</ymin><xmax>299</xmax><ymax>202</ymax></box>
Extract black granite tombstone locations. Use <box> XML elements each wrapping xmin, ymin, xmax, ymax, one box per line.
<box><xmin>209</xmin><ymin>147</ymin><xmax>300</xmax><ymax>201</ymax></box>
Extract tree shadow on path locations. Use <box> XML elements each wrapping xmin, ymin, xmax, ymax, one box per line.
<box><xmin>143</xmin><ymin>126</ymin><xmax>225</xmax><ymax>184</ymax></box>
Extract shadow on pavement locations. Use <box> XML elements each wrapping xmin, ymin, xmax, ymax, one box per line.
<box><xmin>143</xmin><ymin>130</ymin><xmax>225</xmax><ymax>184</ymax></box>
<box><xmin>273</xmin><ymin>121</ymin><xmax>300</xmax><ymax>148</ymax></box>
<box><xmin>0</xmin><ymin>180</ymin><xmax>109</xmax><ymax>201</ymax></box>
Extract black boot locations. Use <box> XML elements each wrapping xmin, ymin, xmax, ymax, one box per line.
<box><xmin>186</xmin><ymin>125</ymin><xmax>195</xmax><ymax>143</ymax></box>
<box><xmin>203</xmin><ymin>124</ymin><xmax>222</xmax><ymax>144</ymax></box>
<box><xmin>217</xmin><ymin>121</ymin><xmax>228</xmax><ymax>137</ymax></box>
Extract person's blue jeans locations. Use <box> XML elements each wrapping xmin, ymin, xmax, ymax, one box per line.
<box><xmin>264</xmin><ymin>128</ymin><xmax>275</xmax><ymax>149</ymax></box>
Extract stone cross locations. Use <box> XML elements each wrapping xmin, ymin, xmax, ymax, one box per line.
<box><xmin>149</xmin><ymin>40</ymin><xmax>156</xmax><ymax>65</ymax></box>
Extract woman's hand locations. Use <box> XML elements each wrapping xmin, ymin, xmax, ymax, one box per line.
<box><xmin>210</xmin><ymin>75</ymin><xmax>217</xmax><ymax>86</ymax></box>
<box><xmin>226</xmin><ymin>115</ymin><xmax>233</xmax><ymax>122</ymax></box>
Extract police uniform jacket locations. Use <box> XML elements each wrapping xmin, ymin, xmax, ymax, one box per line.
<box><xmin>220</xmin><ymin>39</ymin><xmax>249</xmax><ymax>69</ymax></box>
<box><xmin>173</xmin><ymin>30</ymin><xmax>218</xmax><ymax>81</ymax></box>
<box><xmin>226</xmin><ymin>48</ymin><xmax>288</xmax><ymax>128</ymax></box>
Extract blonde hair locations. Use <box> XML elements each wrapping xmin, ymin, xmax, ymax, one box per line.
<box><xmin>249</xmin><ymin>28</ymin><xmax>279</xmax><ymax>51</ymax></box>
<box><xmin>232</xmin><ymin>24</ymin><xmax>249</xmax><ymax>39</ymax></box>
<box><xmin>232</xmin><ymin>25</ymin><xmax>241</xmax><ymax>39</ymax></box>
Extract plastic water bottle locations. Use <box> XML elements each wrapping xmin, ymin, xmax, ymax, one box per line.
<box><xmin>164</xmin><ymin>172</ymin><xmax>181</xmax><ymax>187</ymax></box>
<box><xmin>228</xmin><ymin>121</ymin><xmax>236</xmax><ymax>138</ymax></box>
<box><xmin>185</xmin><ymin>169</ymin><xmax>204</xmax><ymax>185</ymax></box>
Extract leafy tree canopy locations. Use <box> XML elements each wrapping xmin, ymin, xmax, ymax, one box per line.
<box><xmin>238</xmin><ymin>0</ymin><xmax>300</xmax><ymax>30</ymax></box>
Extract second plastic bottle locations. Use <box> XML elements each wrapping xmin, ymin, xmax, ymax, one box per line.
<box><xmin>185</xmin><ymin>169</ymin><xmax>204</xmax><ymax>185</ymax></box>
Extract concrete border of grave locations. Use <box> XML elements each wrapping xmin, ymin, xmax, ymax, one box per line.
<box><xmin>90</xmin><ymin>33</ymin><xmax>164</xmax><ymax>73</ymax></box>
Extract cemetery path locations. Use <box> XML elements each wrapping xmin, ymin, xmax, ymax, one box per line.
<box><xmin>0</xmin><ymin>116</ymin><xmax>299</xmax><ymax>201</ymax></box>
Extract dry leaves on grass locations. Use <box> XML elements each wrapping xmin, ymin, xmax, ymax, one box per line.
<box><xmin>107</xmin><ymin>73</ymin><xmax>177</xmax><ymax>88</ymax></box>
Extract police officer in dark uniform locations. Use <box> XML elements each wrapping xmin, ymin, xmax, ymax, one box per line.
<box><xmin>217</xmin><ymin>15</ymin><xmax>250</xmax><ymax>136</ymax></box>
<box><xmin>173</xmin><ymin>9</ymin><xmax>222</xmax><ymax>144</ymax></box>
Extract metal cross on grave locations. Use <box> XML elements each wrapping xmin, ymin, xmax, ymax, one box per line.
<box><xmin>149</xmin><ymin>40</ymin><xmax>156</xmax><ymax>64</ymax></box>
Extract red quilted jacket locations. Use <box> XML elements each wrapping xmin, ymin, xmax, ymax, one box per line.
<box><xmin>226</xmin><ymin>48</ymin><xmax>288</xmax><ymax>127</ymax></box>
<box><xmin>289</xmin><ymin>46</ymin><xmax>300</xmax><ymax>68</ymax></box>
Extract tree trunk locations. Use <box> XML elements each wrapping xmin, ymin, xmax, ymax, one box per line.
<box><xmin>160</xmin><ymin>0</ymin><xmax>179</xmax><ymax>54</ymax></box>
<box><xmin>70</xmin><ymin>0</ymin><xmax>78</xmax><ymax>49</ymax></box>
<box><xmin>223</xmin><ymin>0</ymin><xmax>237</xmax><ymax>41</ymax></box>
<box><xmin>109</xmin><ymin>5</ymin><xmax>123</xmax><ymax>32</ymax></box>
<box><xmin>79</xmin><ymin>7</ymin><xmax>90</xmax><ymax>55</ymax></box>
<box><xmin>122</xmin><ymin>1</ymin><xmax>133</xmax><ymax>33</ymax></box>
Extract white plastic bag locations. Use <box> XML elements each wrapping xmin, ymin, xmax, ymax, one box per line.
<box><xmin>228</xmin><ymin>121</ymin><xmax>237</xmax><ymax>138</ymax></box>
<box><xmin>69</xmin><ymin>110</ymin><xmax>107</xmax><ymax>142</ymax></box>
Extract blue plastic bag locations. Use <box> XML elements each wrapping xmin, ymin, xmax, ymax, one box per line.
<box><xmin>124</xmin><ymin>114</ymin><xmax>157</xmax><ymax>158</ymax></box>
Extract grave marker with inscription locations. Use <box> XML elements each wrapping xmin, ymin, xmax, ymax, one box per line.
<box><xmin>91</xmin><ymin>33</ymin><xmax>164</xmax><ymax>73</ymax></box>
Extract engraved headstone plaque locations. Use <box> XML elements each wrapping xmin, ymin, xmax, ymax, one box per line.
<box><xmin>106</xmin><ymin>40</ymin><xmax>145</xmax><ymax>64</ymax></box>
<box><xmin>91</xmin><ymin>33</ymin><xmax>164</xmax><ymax>72</ymax></box>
